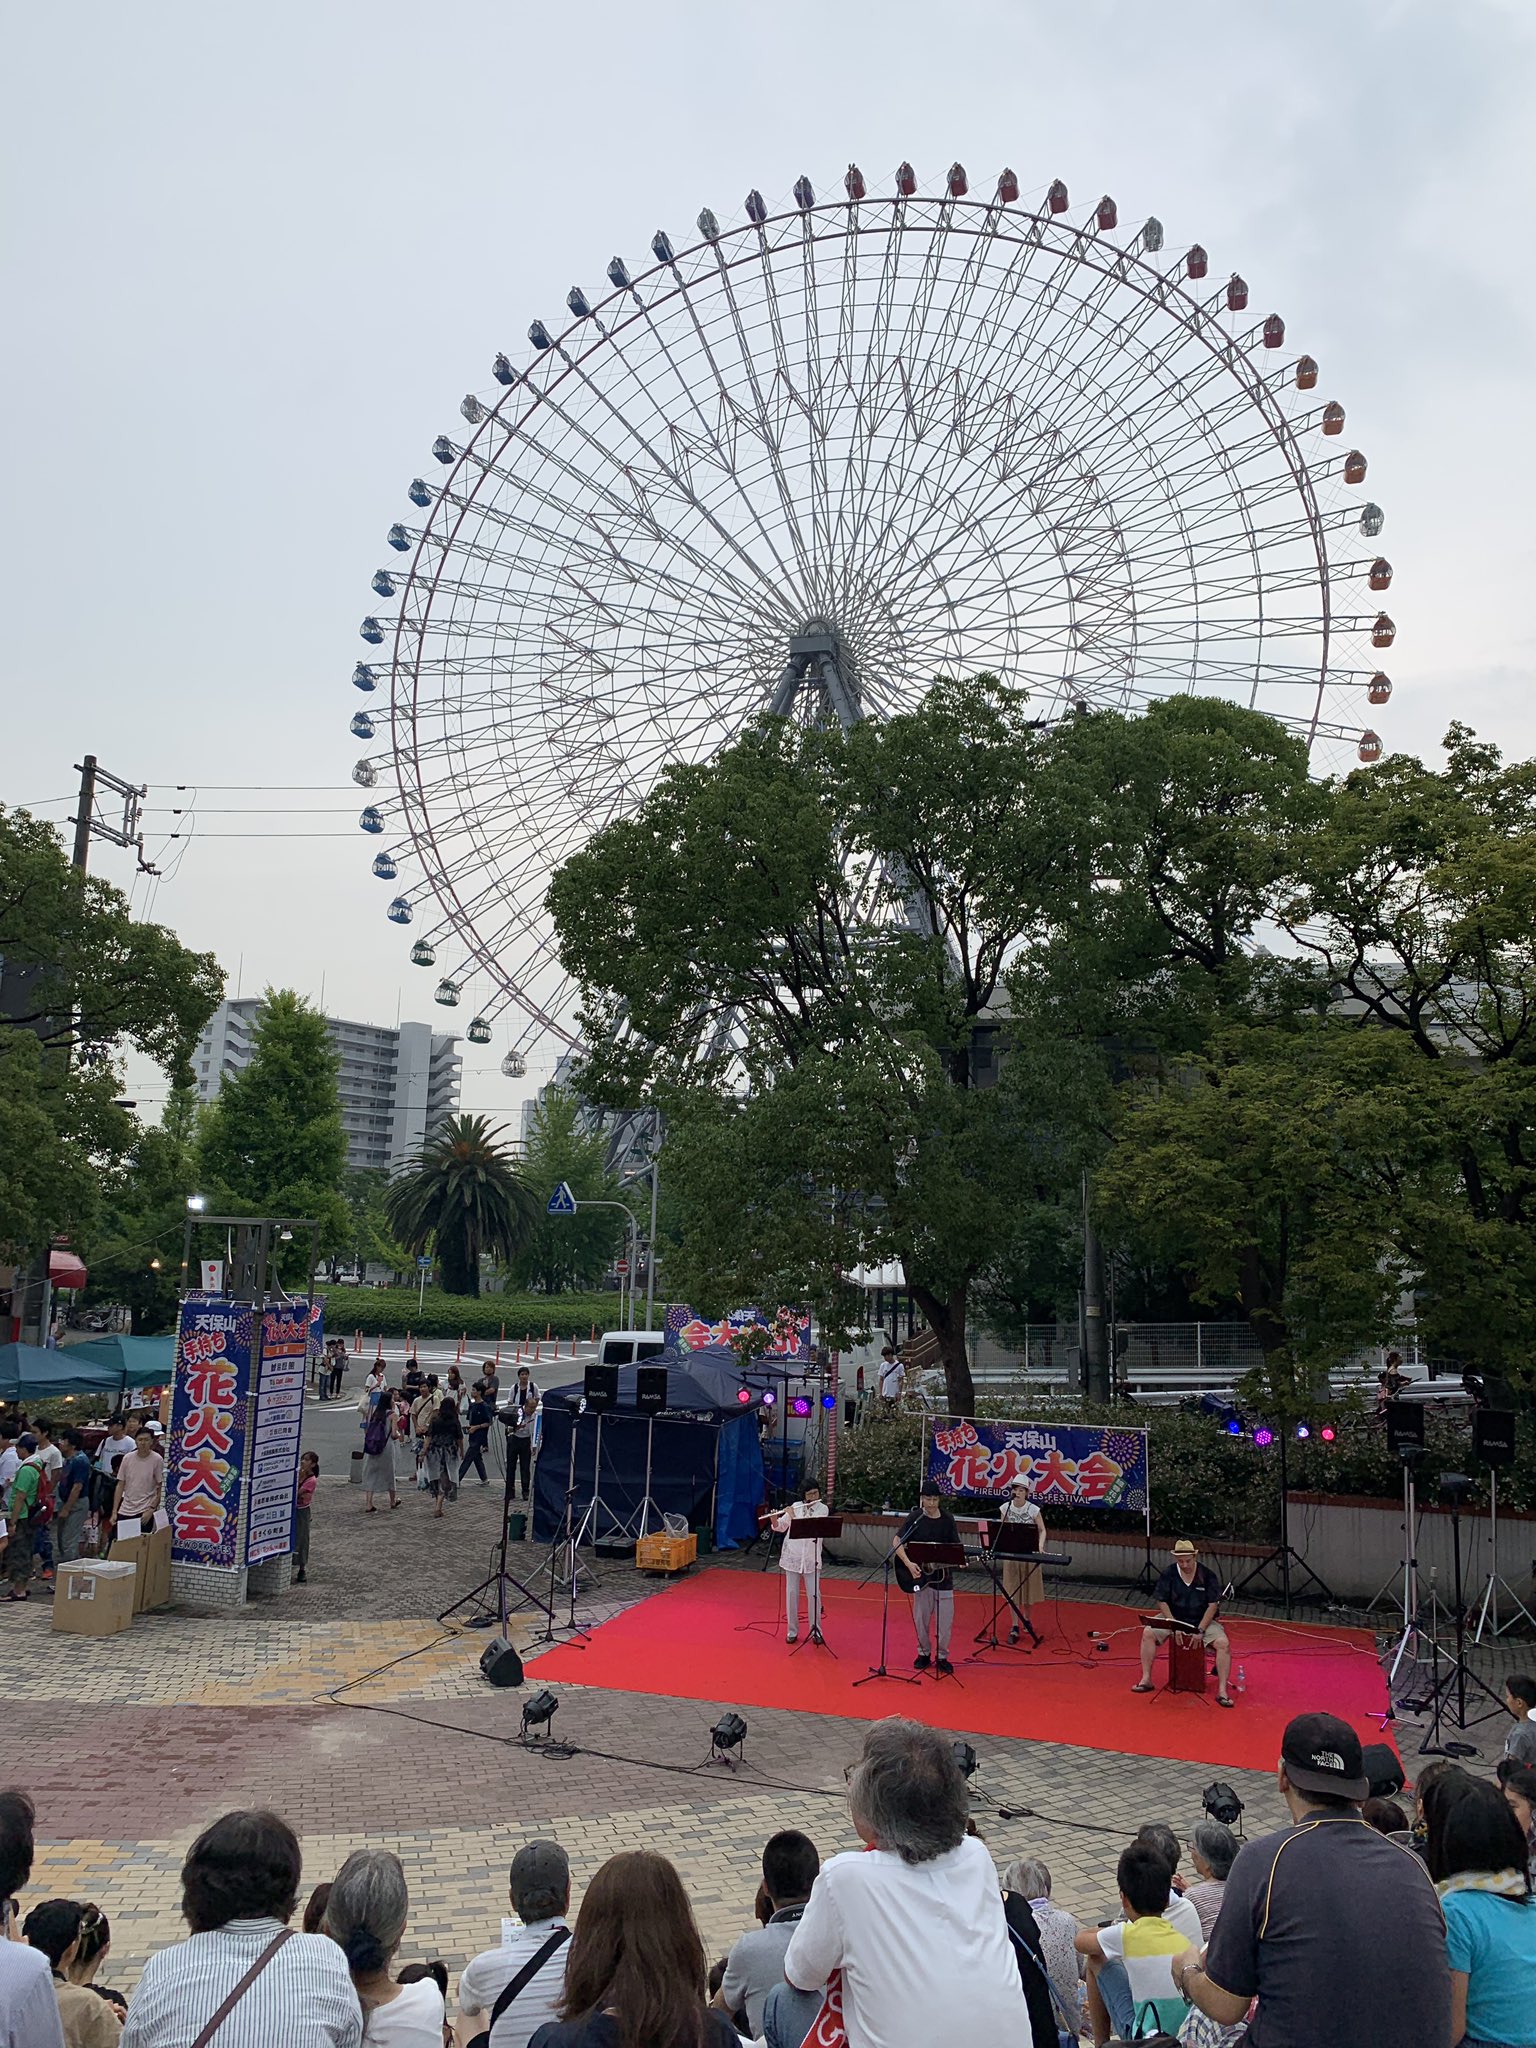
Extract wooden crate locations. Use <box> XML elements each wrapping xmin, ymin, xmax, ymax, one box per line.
<box><xmin>635</xmin><ymin>1531</ymin><xmax>697</xmax><ymax>1575</ymax></box>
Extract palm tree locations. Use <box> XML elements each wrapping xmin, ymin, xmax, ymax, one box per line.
<box><xmin>384</xmin><ymin>1115</ymin><xmax>539</xmax><ymax>1297</ymax></box>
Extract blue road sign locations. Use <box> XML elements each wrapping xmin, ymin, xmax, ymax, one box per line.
<box><xmin>417</xmin><ymin>1255</ymin><xmax>433</xmax><ymax>1270</ymax></box>
<box><xmin>547</xmin><ymin>1180</ymin><xmax>578</xmax><ymax>1216</ymax></box>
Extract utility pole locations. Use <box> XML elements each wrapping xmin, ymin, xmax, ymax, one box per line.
<box><xmin>69</xmin><ymin>756</ymin><xmax>153</xmax><ymax>875</ymax></box>
<box><xmin>1082</xmin><ymin>1168</ymin><xmax>1111</xmax><ymax>1402</ymax></box>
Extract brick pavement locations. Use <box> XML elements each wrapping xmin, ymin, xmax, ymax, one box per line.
<box><xmin>3</xmin><ymin>1453</ymin><xmax>1518</xmax><ymax>2012</ymax></box>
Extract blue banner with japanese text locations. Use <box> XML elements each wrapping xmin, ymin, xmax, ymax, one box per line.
<box><xmin>246</xmin><ymin>1304</ymin><xmax>311</xmax><ymax>1563</ymax></box>
<box><xmin>169</xmin><ymin>1299</ymin><xmax>253</xmax><ymax>1568</ymax></box>
<box><xmin>926</xmin><ymin>1415</ymin><xmax>1150</xmax><ymax>1513</ymax></box>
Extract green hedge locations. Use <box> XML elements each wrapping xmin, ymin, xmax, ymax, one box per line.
<box><xmin>835</xmin><ymin>1397</ymin><xmax>1536</xmax><ymax>1539</ymax></box>
<box><xmin>317</xmin><ymin>1286</ymin><xmax>623</xmax><ymax>1341</ymax></box>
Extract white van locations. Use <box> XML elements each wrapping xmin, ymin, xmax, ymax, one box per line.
<box><xmin>597</xmin><ymin>1330</ymin><xmax>668</xmax><ymax>1368</ymax></box>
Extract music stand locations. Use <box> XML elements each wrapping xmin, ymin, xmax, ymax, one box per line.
<box><xmin>905</xmin><ymin>1542</ymin><xmax>968</xmax><ymax>1685</ymax></box>
<box><xmin>787</xmin><ymin>1515</ymin><xmax>842</xmax><ymax>1656</ymax></box>
<box><xmin>973</xmin><ymin>1521</ymin><xmax>1041</xmax><ymax>1654</ymax></box>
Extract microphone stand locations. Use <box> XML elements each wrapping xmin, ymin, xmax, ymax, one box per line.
<box><xmin>852</xmin><ymin>1550</ymin><xmax>919</xmax><ymax>1690</ymax></box>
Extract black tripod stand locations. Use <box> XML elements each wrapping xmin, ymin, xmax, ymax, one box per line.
<box><xmin>438</xmin><ymin>1416</ymin><xmax>555</xmax><ymax>1635</ymax></box>
<box><xmin>1232</xmin><ymin>1426</ymin><xmax>1336</xmax><ymax>1618</ymax></box>
<box><xmin>1417</xmin><ymin>1475</ymin><xmax>1509</xmax><ymax>1758</ymax></box>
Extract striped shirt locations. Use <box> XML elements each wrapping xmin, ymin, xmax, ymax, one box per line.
<box><xmin>122</xmin><ymin>1918</ymin><xmax>362</xmax><ymax>2048</ymax></box>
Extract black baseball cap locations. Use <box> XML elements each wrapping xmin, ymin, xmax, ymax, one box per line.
<box><xmin>1280</xmin><ymin>1712</ymin><xmax>1369</xmax><ymax>1800</ymax></box>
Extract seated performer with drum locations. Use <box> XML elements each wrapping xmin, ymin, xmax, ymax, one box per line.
<box><xmin>1133</xmin><ymin>1538</ymin><xmax>1234</xmax><ymax>1708</ymax></box>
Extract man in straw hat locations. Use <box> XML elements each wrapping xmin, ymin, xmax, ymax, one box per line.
<box><xmin>1133</xmin><ymin>1538</ymin><xmax>1234</xmax><ymax>1707</ymax></box>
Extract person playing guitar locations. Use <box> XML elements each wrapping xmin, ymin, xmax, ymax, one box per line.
<box><xmin>894</xmin><ymin>1480</ymin><xmax>961</xmax><ymax>1675</ymax></box>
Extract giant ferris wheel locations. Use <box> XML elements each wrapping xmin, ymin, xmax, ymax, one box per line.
<box><xmin>349</xmin><ymin>162</ymin><xmax>1395</xmax><ymax>1065</ymax></box>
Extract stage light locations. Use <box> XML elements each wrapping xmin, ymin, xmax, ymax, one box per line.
<box><xmin>1225</xmin><ymin>1418</ymin><xmax>1243</xmax><ymax>1436</ymax></box>
<box><xmin>1202</xmin><ymin>1780</ymin><xmax>1244</xmax><ymax>1828</ymax></box>
<box><xmin>791</xmin><ymin>1396</ymin><xmax>812</xmax><ymax>1417</ymax></box>
<box><xmin>710</xmin><ymin>1712</ymin><xmax>748</xmax><ymax>1764</ymax></box>
<box><xmin>952</xmin><ymin>1740</ymin><xmax>977</xmax><ymax>1779</ymax></box>
<box><xmin>821</xmin><ymin>1393</ymin><xmax>837</xmax><ymax>1410</ymax></box>
<box><xmin>1253</xmin><ymin>1427</ymin><xmax>1274</xmax><ymax>1448</ymax></box>
<box><xmin>761</xmin><ymin>1389</ymin><xmax>777</xmax><ymax>1408</ymax></box>
<box><xmin>1294</xmin><ymin>1423</ymin><xmax>1311</xmax><ymax>1441</ymax></box>
<box><xmin>736</xmin><ymin>1387</ymin><xmax>753</xmax><ymax>1405</ymax></box>
<box><xmin>521</xmin><ymin>1690</ymin><xmax>559</xmax><ymax>1741</ymax></box>
<box><xmin>1320</xmin><ymin>1425</ymin><xmax>1336</xmax><ymax>1443</ymax></box>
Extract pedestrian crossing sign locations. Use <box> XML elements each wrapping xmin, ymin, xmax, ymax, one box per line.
<box><xmin>547</xmin><ymin>1180</ymin><xmax>578</xmax><ymax>1216</ymax></box>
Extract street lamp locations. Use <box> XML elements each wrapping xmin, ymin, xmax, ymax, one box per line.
<box><xmin>186</xmin><ymin>1194</ymin><xmax>207</xmax><ymax>1214</ymax></box>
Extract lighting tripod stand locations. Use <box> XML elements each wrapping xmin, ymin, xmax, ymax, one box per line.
<box><xmin>1414</xmin><ymin>1474</ymin><xmax>1509</xmax><ymax>1758</ymax></box>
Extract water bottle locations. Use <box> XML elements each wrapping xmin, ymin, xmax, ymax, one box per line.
<box><xmin>1236</xmin><ymin>1663</ymin><xmax>1247</xmax><ymax>1693</ymax></box>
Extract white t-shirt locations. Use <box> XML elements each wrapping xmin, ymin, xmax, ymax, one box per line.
<box><xmin>357</xmin><ymin>1978</ymin><xmax>443</xmax><ymax>2047</ymax></box>
<box><xmin>784</xmin><ymin>1834</ymin><xmax>1028</xmax><ymax>2048</ymax></box>
<box><xmin>0</xmin><ymin>1936</ymin><xmax>66</xmax><ymax>2048</ymax></box>
<box><xmin>97</xmin><ymin>1432</ymin><xmax>136</xmax><ymax>1473</ymax></box>
<box><xmin>34</xmin><ymin>1443</ymin><xmax>64</xmax><ymax>1477</ymax></box>
<box><xmin>877</xmin><ymin>1357</ymin><xmax>904</xmax><ymax>1398</ymax></box>
<box><xmin>457</xmin><ymin>1918</ymin><xmax>571</xmax><ymax>2048</ymax></box>
<box><xmin>0</xmin><ymin>1448</ymin><xmax>18</xmax><ymax>1490</ymax></box>
<box><xmin>773</xmin><ymin>1499</ymin><xmax>829</xmax><ymax>1575</ymax></box>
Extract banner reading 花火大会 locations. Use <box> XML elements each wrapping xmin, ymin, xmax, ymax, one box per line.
<box><xmin>925</xmin><ymin>1414</ymin><xmax>1149</xmax><ymax>1513</ymax></box>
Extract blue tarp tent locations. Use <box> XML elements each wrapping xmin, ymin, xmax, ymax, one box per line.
<box><xmin>0</xmin><ymin>1341</ymin><xmax>165</xmax><ymax>1402</ymax></box>
<box><xmin>60</xmin><ymin>1335</ymin><xmax>174</xmax><ymax>1384</ymax></box>
<box><xmin>532</xmin><ymin>1348</ymin><xmax>766</xmax><ymax>1551</ymax></box>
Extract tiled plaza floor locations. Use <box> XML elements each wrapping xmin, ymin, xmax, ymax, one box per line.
<box><xmin>3</xmin><ymin>1453</ymin><xmax>1523</xmax><ymax>2009</ymax></box>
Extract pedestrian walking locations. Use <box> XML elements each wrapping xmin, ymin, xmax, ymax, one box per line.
<box><xmin>424</xmin><ymin>1396</ymin><xmax>463</xmax><ymax>1519</ymax></box>
<box><xmin>328</xmin><ymin>1343</ymin><xmax>348</xmax><ymax>1400</ymax></box>
<box><xmin>409</xmin><ymin>1376</ymin><xmax>439</xmax><ymax>1489</ymax></box>
<box><xmin>360</xmin><ymin>1387</ymin><xmax>401</xmax><ymax>1513</ymax></box>
<box><xmin>460</xmin><ymin>1388</ymin><xmax>493</xmax><ymax>1486</ymax></box>
<box><xmin>444</xmin><ymin>1364</ymin><xmax>470</xmax><ymax>1414</ymax></box>
<box><xmin>295</xmin><ymin>1451</ymin><xmax>319</xmax><ymax>1583</ymax></box>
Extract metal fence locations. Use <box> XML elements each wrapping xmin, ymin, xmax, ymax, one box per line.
<box><xmin>969</xmin><ymin>1322</ymin><xmax>1420</xmax><ymax>1399</ymax></box>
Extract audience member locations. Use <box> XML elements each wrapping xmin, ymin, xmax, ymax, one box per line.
<box><xmin>713</xmin><ymin>1831</ymin><xmax>818</xmax><ymax>2038</ymax></box>
<box><xmin>528</xmin><ymin>1849</ymin><xmax>737</xmax><ymax>2048</ymax></box>
<box><xmin>53</xmin><ymin>1428</ymin><xmax>94</xmax><ymax>1563</ymax></box>
<box><xmin>120</xmin><ymin>1808</ymin><xmax>362</xmax><ymax>2047</ymax></box>
<box><xmin>458</xmin><ymin>1841</ymin><xmax>573</xmax><ymax>2048</ymax></box>
<box><xmin>1497</xmin><ymin>1760</ymin><xmax>1536</xmax><ymax>1873</ymax></box>
<box><xmin>109</xmin><ymin>1429</ymin><xmax>165</xmax><ymax>1532</ymax></box>
<box><xmin>304</xmin><ymin>1886</ymin><xmax>334</xmax><ymax>1936</ymax></box>
<box><xmin>783</xmin><ymin>1717</ymin><xmax>1030</xmax><ymax>2047</ymax></box>
<box><xmin>998</xmin><ymin>1879</ymin><xmax>1064</xmax><ymax>2048</ymax></box>
<box><xmin>295</xmin><ymin>1453</ymin><xmax>319</xmax><ymax>1585</ymax></box>
<box><xmin>22</xmin><ymin>1899</ymin><xmax>120</xmax><ymax>2047</ymax></box>
<box><xmin>1423</xmin><ymin>1772</ymin><xmax>1536</xmax><ymax>2048</ymax></box>
<box><xmin>1130</xmin><ymin>1822</ymin><xmax>1201</xmax><ymax>1944</ymax></box>
<box><xmin>0</xmin><ymin>1790</ymin><xmax>67</xmax><ymax>2048</ymax></box>
<box><xmin>4</xmin><ymin>1436</ymin><xmax>47</xmax><ymax>1599</ymax></box>
<box><xmin>324</xmin><ymin>1849</ymin><xmax>444</xmax><ymax>2046</ymax></box>
<box><xmin>1000</xmin><ymin>1856</ymin><xmax>1083</xmax><ymax>2038</ymax></box>
<box><xmin>1175</xmin><ymin>1712</ymin><xmax>1450</xmax><ymax>2048</ymax></box>
<box><xmin>1075</xmin><ymin>1841</ymin><xmax>1194</xmax><ymax>2044</ymax></box>
<box><xmin>1361</xmin><ymin>1797</ymin><xmax>1410</xmax><ymax>1839</ymax></box>
<box><xmin>1502</xmin><ymin>1676</ymin><xmax>1536</xmax><ymax>1768</ymax></box>
<box><xmin>425</xmin><ymin>1397</ymin><xmax>464</xmax><ymax>1518</ymax></box>
<box><xmin>1184</xmin><ymin>1821</ymin><xmax>1238</xmax><ymax>1939</ymax></box>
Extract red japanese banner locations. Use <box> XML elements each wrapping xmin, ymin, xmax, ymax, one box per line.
<box><xmin>168</xmin><ymin>1301</ymin><xmax>253</xmax><ymax>1569</ymax></box>
<box><xmin>926</xmin><ymin>1416</ymin><xmax>1149</xmax><ymax>1512</ymax></box>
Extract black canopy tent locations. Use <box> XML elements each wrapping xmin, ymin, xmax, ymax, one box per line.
<box><xmin>531</xmin><ymin>1350</ymin><xmax>768</xmax><ymax>1549</ymax></box>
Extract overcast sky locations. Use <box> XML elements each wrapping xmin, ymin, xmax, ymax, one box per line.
<box><xmin>4</xmin><ymin>0</ymin><xmax>1533</xmax><ymax>1122</ymax></box>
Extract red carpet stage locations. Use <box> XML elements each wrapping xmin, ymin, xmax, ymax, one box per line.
<box><xmin>529</xmin><ymin>1567</ymin><xmax>1393</xmax><ymax>1771</ymax></box>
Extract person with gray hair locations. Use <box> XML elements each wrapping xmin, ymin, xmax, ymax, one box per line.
<box><xmin>457</xmin><ymin>1839</ymin><xmax>573</xmax><ymax>2048</ymax></box>
<box><xmin>1185</xmin><ymin>1820</ymin><xmax>1238</xmax><ymax>1940</ymax></box>
<box><xmin>324</xmin><ymin>1850</ymin><xmax>444</xmax><ymax>2046</ymax></box>
<box><xmin>1001</xmin><ymin>1855</ymin><xmax>1085</xmax><ymax>2037</ymax></box>
<box><xmin>784</xmin><ymin>1718</ymin><xmax>1030</xmax><ymax>2045</ymax></box>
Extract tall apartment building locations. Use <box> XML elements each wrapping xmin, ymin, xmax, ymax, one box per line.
<box><xmin>194</xmin><ymin>999</ymin><xmax>462</xmax><ymax>1172</ymax></box>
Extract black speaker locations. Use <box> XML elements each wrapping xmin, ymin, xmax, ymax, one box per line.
<box><xmin>636</xmin><ymin>1364</ymin><xmax>668</xmax><ymax>1413</ymax></box>
<box><xmin>1362</xmin><ymin>1742</ymin><xmax>1405</xmax><ymax>1798</ymax></box>
<box><xmin>1385</xmin><ymin>1400</ymin><xmax>1425</xmax><ymax>1456</ymax></box>
<box><xmin>1472</xmin><ymin>1409</ymin><xmax>1517</xmax><ymax>1469</ymax></box>
<box><xmin>479</xmin><ymin>1637</ymin><xmax>524</xmax><ymax>1688</ymax></box>
<box><xmin>583</xmin><ymin>1363</ymin><xmax>619</xmax><ymax>1413</ymax></box>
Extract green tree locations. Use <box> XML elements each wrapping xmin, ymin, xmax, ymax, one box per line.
<box><xmin>197</xmin><ymin>990</ymin><xmax>349</xmax><ymax>1256</ymax></box>
<box><xmin>384</xmin><ymin>1113</ymin><xmax>538</xmax><ymax>1297</ymax></box>
<box><xmin>550</xmin><ymin>676</ymin><xmax>1101</xmax><ymax>1412</ymax></box>
<box><xmin>338</xmin><ymin>1168</ymin><xmax>410</xmax><ymax>1279</ymax></box>
<box><xmin>0</xmin><ymin>806</ymin><xmax>221</xmax><ymax>1275</ymax></box>
<box><xmin>508</xmin><ymin>1088</ymin><xmax>625</xmax><ymax>1294</ymax></box>
<box><xmin>83</xmin><ymin>1084</ymin><xmax>200</xmax><ymax>1333</ymax></box>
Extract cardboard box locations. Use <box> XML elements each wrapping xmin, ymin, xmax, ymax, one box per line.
<box><xmin>108</xmin><ymin>1524</ymin><xmax>172</xmax><ymax>1613</ymax></box>
<box><xmin>635</xmin><ymin>1531</ymin><xmax>697</xmax><ymax>1575</ymax></box>
<box><xmin>52</xmin><ymin>1560</ymin><xmax>136</xmax><ymax>1637</ymax></box>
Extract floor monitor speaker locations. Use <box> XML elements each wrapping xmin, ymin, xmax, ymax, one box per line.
<box><xmin>479</xmin><ymin>1638</ymin><xmax>524</xmax><ymax>1688</ymax></box>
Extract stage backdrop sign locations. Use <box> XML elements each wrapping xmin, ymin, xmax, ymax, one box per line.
<box><xmin>926</xmin><ymin>1416</ymin><xmax>1150</xmax><ymax>1514</ymax></box>
<box><xmin>246</xmin><ymin>1304</ymin><xmax>310</xmax><ymax>1563</ymax></box>
<box><xmin>168</xmin><ymin>1299</ymin><xmax>253</xmax><ymax>1568</ymax></box>
<box><xmin>665</xmin><ymin>1303</ymin><xmax>812</xmax><ymax>1362</ymax></box>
